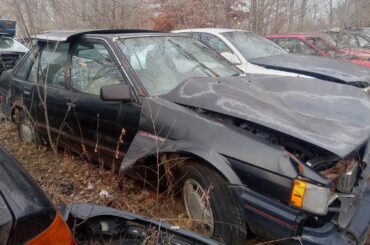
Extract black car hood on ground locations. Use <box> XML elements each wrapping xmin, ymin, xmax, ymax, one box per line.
<box><xmin>249</xmin><ymin>54</ymin><xmax>370</xmax><ymax>85</ymax></box>
<box><xmin>0</xmin><ymin>146</ymin><xmax>55</xmax><ymax>244</ymax></box>
<box><xmin>63</xmin><ymin>204</ymin><xmax>220</xmax><ymax>244</ymax></box>
<box><xmin>162</xmin><ymin>75</ymin><xmax>370</xmax><ymax>158</ymax></box>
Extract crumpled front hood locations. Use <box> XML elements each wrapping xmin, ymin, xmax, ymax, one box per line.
<box><xmin>249</xmin><ymin>54</ymin><xmax>370</xmax><ymax>84</ymax></box>
<box><xmin>162</xmin><ymin>75</ymin><xmax>370</xmax><ymax>157</ymax></box>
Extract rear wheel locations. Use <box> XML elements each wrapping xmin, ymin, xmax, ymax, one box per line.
<box><xmin>178</xmin><ymin>161</ymin><xmax>247</xmax><ymax>245</ymax></box>
<box><xmin>14</xmin><ymin>108</ymin><xmax>41</xmax><ymax>144</ymax></box>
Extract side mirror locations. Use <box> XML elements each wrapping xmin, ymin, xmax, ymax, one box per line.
<box><xmin>100</xmin><ymin>83</ymin><xmax>132</xmax><ymax>101</ymax></box>
<box><xmin>220</xmin><ymin>52</ymin><xmax>242</xmax><ymax>65</ymax></box>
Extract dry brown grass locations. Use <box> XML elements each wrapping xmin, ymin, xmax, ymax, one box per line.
<box><xmin>0</xmin><ymin>121</ymin><xmax>189</xmax><ymax>226</ymax></box>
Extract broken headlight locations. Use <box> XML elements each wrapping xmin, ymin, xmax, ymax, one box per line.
<box><xmin>290</xmin><ymin>179</ymin><xmax>331</xmax><ymax>215</ymax></box>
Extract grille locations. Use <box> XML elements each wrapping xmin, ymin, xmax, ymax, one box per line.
<box><xmin>0</xmin><ymin>52</ymin><xmax>22</xmax><ymax>73</ymax></box>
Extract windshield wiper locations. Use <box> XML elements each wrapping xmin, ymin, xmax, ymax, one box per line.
<box><xmin>168</xmin><ymin>39</ymin><xmax>220</xmax><ymax>77</ymax></box>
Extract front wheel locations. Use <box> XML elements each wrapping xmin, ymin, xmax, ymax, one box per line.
<box><xmin>178</xmin><ymin>161</ymin><xmax>247</xmax><ymax>245</ymax></box>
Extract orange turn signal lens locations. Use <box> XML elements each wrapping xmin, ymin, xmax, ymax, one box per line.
<box><xmin>27</xmin><ymin>212</ymin><xmax>75</xmax><ymax>245</ymax></box>
<box><xmin>290</xmin><ymin>179</ymin><xmax>306</xmax><ymax>208</ymax></box>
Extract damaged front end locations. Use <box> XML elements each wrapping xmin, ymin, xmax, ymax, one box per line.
<box><xmin>239</xmin><ymin>115</ymin><xmax>370</xmax><ymax>242</ymax></box>
<box><xmin>127</xmin><ymin>75</ymin><xmax>370</xmax><ymax>244</ymax></box>
<box><xmin>228</xmin><ymin>121</ymin><xmax>370</xmax><ymax>244</ymax></box>
<box><xmin>299</xmin><ymin>151</ymin><xmax>370</xmax><ymax>245</ymax></box>
<box><xmin>310</xmin><ymin>151</ymin><xmax>370</xmax><ymax>230</ymax></box>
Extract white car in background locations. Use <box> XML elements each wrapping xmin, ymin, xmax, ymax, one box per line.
<box><xmin>174</xmin><ymin>28</ymin><xmax>370</xmax><ymax>90</ymax></box>
<box><xmin>174</xmin><ymin>28</ymin><xmax>302</xmax><ymax>77</ymax></box>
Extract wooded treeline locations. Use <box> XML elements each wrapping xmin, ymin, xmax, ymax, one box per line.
<box><xmin>0</xmin><ymin>0</ymin><xmax>370</xmax><ymax>37</ymax></box>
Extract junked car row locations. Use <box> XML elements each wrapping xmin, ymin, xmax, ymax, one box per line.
<box><xmin>0</xmin><ymin>28</ymin><xmax>369</xmax><ymax>245</ymax></box>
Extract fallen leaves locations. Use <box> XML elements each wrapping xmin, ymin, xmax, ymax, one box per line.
<box><xmin>0</xmin><ymin>121</ymin><xmax>187</xmax><ymax>226</ymax></box>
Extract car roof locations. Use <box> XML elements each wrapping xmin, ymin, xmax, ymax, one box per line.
<box><xmin>35</xmin><ymin>29</ymin><xmax>162</xmax><ymax>42</ymax></box>
<box><xmin>173</xmin><ymin>28</ymin><xmax>251</xmax><ymax>34</ymax></box>
<box><xmin>267</xmin><ymin>33</ymin><xmax>320</xmax><ymax>38</ymax></box>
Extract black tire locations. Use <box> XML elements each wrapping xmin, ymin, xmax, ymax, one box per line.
<box><xmin>14</xmin><ymin>108</ymin><xmax>41</xmax><ymax>144</ymax></box>
<box><xmin>178</xmin><ymin>161</ymin><xmax>247</xmax><ymax>245</ymax></box>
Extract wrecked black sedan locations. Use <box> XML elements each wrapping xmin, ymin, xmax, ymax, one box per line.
<box><xmin>1</xmin><ymin>30</ymin><xmax>370</xmax><ymax>245</ymax></box>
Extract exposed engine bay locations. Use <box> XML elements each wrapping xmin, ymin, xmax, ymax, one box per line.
<box><xmin>236</xmin><ymin>120</ymin><xmax>362</xmax><ymax>193</ymax></box>
<box><xmin>196</xmin><ymin>107</ymin><xmax>363</xmax><ymax>193</ymax></box>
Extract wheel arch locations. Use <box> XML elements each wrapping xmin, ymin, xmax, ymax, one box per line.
<box><xmin>119</xmin><ymin>133</ymin><xmax>242</xmax><ymax>185</ymax></box>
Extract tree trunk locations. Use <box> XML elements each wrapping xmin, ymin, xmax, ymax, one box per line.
<box><xmin>298</xmin><ymin>0</ymin><xmax>307</xmax><ymax>31</ymax></box>
<box><xmin>288</xmin><ymin>0</ymin><xmax>294</xmax><ymax>31</ymax></box>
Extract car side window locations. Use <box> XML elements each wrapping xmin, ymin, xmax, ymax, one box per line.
<box><xmin>276</xmin><ymin>38</ymin><xmax>319</xmax><ymax>55</ymax></box>
<box><xmin>198</xmin><ymin>33</ymin><xmax>232</xmax><ymax>53</ymax></box>
<box><xmin>14</xmin><ymin>53</ymin><xmax>33</xmax><ymax>79</ymax></box>
<box><xmin>71</xmin><ymin>41</ymin><xmax>123</xmax><ymax>96</ymax></box>
<box><xmin>27</xmin><ymin>42</ymin><xmax>70</xmax><ymax>86</ymax></box>
<box><xmin>306</xmin><ymin>37</ymin><xmax>334</xmax><ymax>52</ymax></box>
<box><xmin>356</xmin><ymin>35</ymin><xmax>368</xmax><ymax>47</ymax></box>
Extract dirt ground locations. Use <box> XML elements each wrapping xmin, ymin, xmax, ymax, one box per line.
<box><xmin>0</xmin><ymin>120</ymin><xmax>368</xmax><ymax>245</ymax></box>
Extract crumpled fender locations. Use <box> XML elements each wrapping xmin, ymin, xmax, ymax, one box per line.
<box><xmin>119</xmin><ymin>130</ymin><xmax>242</xmax><ymax>185</ymax></box>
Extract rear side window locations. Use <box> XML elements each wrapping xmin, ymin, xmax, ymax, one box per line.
<box><xmin>14</xmin><ymin>53</ymin><xmax>33</xmax><ymax>79</ymax></box>
<box><xmin>275</xmin><ymin>38</ymin><xmax>319</xmax><ymax>55</ymax></box>
<box><xmin>306</xmin><ymin>37</ymin><xmax>333</xmax><ymax>52</ymax></box>
<box><xmin>27</xmin><ymin>42</ymin><xmax>69</xmax><ymax>86</ymax></box>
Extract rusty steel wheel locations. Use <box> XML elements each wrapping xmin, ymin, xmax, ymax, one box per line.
<box><xmin>179</xmin><ymin>161</ymin><xmax>247</xmax><ymax>245</ymax></box>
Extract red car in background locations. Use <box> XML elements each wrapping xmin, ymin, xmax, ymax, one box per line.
<box><xmin>266</xmin><ymin>33</ymin><xmax>370</xmax><ymax>68</ymax></box>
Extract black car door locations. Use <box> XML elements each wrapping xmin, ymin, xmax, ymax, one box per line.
<box><xmin>67</xmin><ymin>38</ymin><xmax>141</xmax><ymax>167</ymax></box>
<box><xmin>26</xmin><ymin>42</ymin><xmax>73</xmax><ymax>145</ymax></box>
<box><xmin>10</xmin><ymin>51</ymin><xmax>39</xmax><ymax>118</ymax></box>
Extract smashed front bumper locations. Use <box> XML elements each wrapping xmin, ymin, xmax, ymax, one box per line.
<box><xmin>232</xmin><ymin>169</ymin><xmax>370</xmax><ymax>245</ymax></box>
<box><xmin>301</xmin><ymin>181</ymin><xmax>370</xmax><ymax>245</ymax></box>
